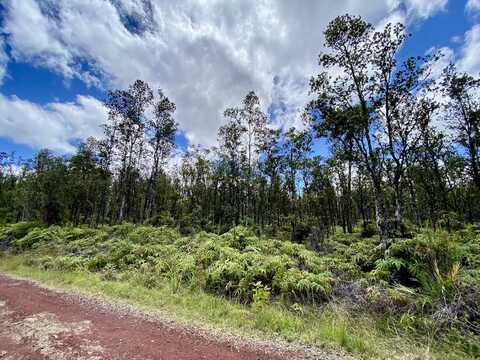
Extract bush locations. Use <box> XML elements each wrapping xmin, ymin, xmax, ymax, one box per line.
<box><xmin>5</xmin><ymin>223</ymin><xmax>335</xmax><ymax>305</ymax></box>
<box><xmin>277</xmin><ymin>268</ymin><xmax>332</xmax><ymax>302</ymax></box>
<box><xmin>373</xmin><ymin>230</ymin><xmax>462</xmax><ymax>292</ymax></box>
<box><xmin>14</xmin><ymin>226</ymin><xmax>62</xmax><ymax>250</ymax></box>
<box><xmin>252</xmin><ymin>281</ymin><xmax>271</xmax><ymax>309</ymax></box>
<box><xmin>143</xmin><ymin>211</ymin><xmax>175</xmax><ymax>227</ymax></box>
<box><xmin>292</xmin><ymin>223</ymin><xmax>311</xmax><ymax>243</ymax></box>
<box><xmin>438</xmin><ymin>211</ymin><xmax>465</xmax><ymax>232</ymax></box>
<box><xmin>0</xmin><ymin>222</ymin><xmax>44</xmax><ymax>251</ymax></box>
<box><xmin>360</xmin><ymin>222</ymin><xmax>377</xmax><ymax>238</ymax></box>
<box><xmin>87</xmin><ymin>254</ymin><xmax>109</xmax><ymax>271</ymax></box>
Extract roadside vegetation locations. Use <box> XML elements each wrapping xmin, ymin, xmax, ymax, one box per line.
<box><xmin>1</xmin><ymin>221</ymin><xmax>479</xmax><ymax>359</ymax></box>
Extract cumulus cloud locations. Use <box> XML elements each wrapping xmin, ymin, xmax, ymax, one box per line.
<box><xmin>403</xmin><ymin>0</ymin><xmax>447</xmax><ymax>19</ymax></box>
<box><xmin>457</xmin><ymin>24</ymin><xmax>480</xmax><ymax>75</ymax></box>
<box><xmin>384</xmin><ymin>0</ymin><xmax>447</xmax><ymax>21</ymax></box>
<box><xmin>1</xmin><ymin>0</ymin><xmax>450</xmax><ymax>150</ymax></box>
<box><xmin>466</xmin><ymin>0</ymin><xmax>480</xmax><ymax>13</ymax></box>
<box><xmin>426</xmin><ymin>46</ymin><xmax>455</xmax><ymax>80</ymax></box>
<box><xmin>0</xmin><ymin>37</ymin><xmax>8</xmax><ymax>85</ymax></box>
<box><xmin>432</xmin><ymin>24</ymin><xmax>480</xmax><ymax>77</ymax></box>
<box><xmin>421</xmin><ymin>24</ymin><xmax>480</xmax><ymax>136</ymax></box>
<box><xmin>0</xmin><ymin>94</ymin><xmax>106</xmax><ymax>153</ymax></box>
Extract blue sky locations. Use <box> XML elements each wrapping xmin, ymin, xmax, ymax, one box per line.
<box><xmin>0</xmin><ymin>0</ymin><xmax>479</xmax><ymax>160</ymax></box>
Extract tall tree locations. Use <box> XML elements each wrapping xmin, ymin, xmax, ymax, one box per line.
<box><xmin>224</xmin><ymin>91</ymin><xmax>267</xmax><ymax>220</ymax></box>
<box><xmin>441</xmin><ymin>65</ymin><xmax>480</xmax><ymax>189</ymax></box>
<box><xmin>308</xmin><ymin>15</ymin><xmax>436</xmax><ymax>240</ymax></box>
<box><xmin>144</xmin><ymin>89</ymin><xmax>178</xmax><ymax>219</ymax></box>
<box><xmin>218</xmin><ymin>115</ymin><xmax>246</xmax><ymax>225</ymax></box>
<box><xmin>104</xmin><ymin>80</ymin><xmax>153</xmax><ymax>222</ymax></box>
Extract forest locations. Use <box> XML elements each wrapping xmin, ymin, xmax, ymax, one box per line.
<box><xmin>1</xmin><ymin>15</ymin><xmax>480</xmax><ymax>359</ymax></box>
<box><xmin>1</xmin><ymin>16</ymin><xmax>480</xmax><ymax>240</ymax></box>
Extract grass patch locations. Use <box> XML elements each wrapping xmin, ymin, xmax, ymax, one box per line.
<box><xmin>0</xmin><ymin>254</ymin><xmax>469</xmax><ymax>360</ymax></box>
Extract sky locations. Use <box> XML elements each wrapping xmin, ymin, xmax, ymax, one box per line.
<box><xmin>0</xmin><ymin>0</ymin><xmax>479</xmax><ymax>160</ymax></box>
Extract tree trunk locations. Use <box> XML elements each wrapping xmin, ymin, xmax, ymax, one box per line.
<box><xmin>346</xmin><ymin>158</ymin><xmax>353</xmax><ymax>233</ymax></box>
<box><xmin>394</xmin><ymin>182</ymin><xmax>402</xmax><ymax>230</ymax></box>
<box><xmin>468</xmin><ymin>139</ymin><xmax>480</xmax><ymax>189</ymax></box>
<box><xmin>407</xmin><ymin>176</ymin><xmax>420</xmax><ymax>226</ymax></box>
<box><xmin>372</xmin><ymin>180</ymin><xmax>387</xmax><ymax>243</ymax></box>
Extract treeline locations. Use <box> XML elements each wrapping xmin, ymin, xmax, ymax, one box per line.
<box><xmin>1</xmin><ymin>15</ymin><xmax>480</xmax><ymax>243</ymax></box>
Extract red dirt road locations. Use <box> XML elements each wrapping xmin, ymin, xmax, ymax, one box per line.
<box><xmin>0</xmin><ymin>273</ymin><xmax>315</xmax><ymax>360</ymax></box>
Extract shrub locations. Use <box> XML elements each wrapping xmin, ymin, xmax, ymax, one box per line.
<box><xmin>52</xmin><ymin>256</ymin><xmax>87</xmax><ymax>271</ymax></box>
<box><xmin>277</xmin><ymin>268</ymin><xmax>332</xmax><ymax>302</ymax></box>
<box><xmin>360</xmin><ymin>222</ymin><xmax>377</xmax><ymax>238</ymax></box>
<box><xmin>438</xmin><ymin>211</ymin><xmax>465</xmax><ymax>232</ymax></box>
<box><xmin>143</xmin><ymin>211</ymin><xmax>176</xmax><ymax>227</ymax></box>
<box><xmin>87</xmin><ymin>254</ymin><xmax>109</xmax><ymax>271</ymax></box>
<box><xmin>177</xmin><ymin>215</ymin><xmax>199</xmax><ymax>235</ymax></box>
<box><xmin>372</xmin><ymin>230</ymin><xmax>462</xmax><ymax>292</ymax></box>
<box><xmin>101</xmin><ymin>263</ymin><xmax>119</xmax><ymax>281</ymax></box>
<box><xmin>14</xmin><ymin>226</ymin><xmax>62</xmax><ymax>250</ymax></box>
<box><xmin>252</xmin><ymin>281</ymin><xmax>271</xmax><ymax>309</ymax></box>
<box><xmin>292</xmin><ymin>223</ymin><xmax>311</xmax><ymax>243</ymax></box>
<box><xmin>9</xmin><ymin>221</ymin><xmax>479</xmax><ymax>343</ymax></box>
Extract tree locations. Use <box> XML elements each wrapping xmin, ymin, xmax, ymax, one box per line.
<box><xmin>32</xmin><ymin>150</ymin><xmax>69</xmax><ymax>225</ymax></box>
<box><xmin>68</xmin><ymin>138</ymin><xmax>109</xmax><ymax>226</ymax></box>
<box><xmin>282</xmin><ymin>128</ymin><xmax>313</xmax><ymax>238</ymax></box>
<box><xmin>223</xmin><ymin>91</ymin><xmax>267</xmax><ymax>220</ymax></box>
<box><xmin>410</xmin><ymin>100</ymin><xmax>448</xmax><ymax>224</ymax></box>
<box><xmin>258</xmin><ymin>128</ymin><xmax>283</xmax><ymax>227</ymax></box>
<box><xmin>328</xmin><ymin>149</ymin><xmax>354</xmax><ymax>233</ymax></box>
<box><xmin>218</xmin><ymin>115</ymin><xmax>246</xmax><ymax>225</ymax></box>
<box><xmin>441</xmin><ymin>65</ymin><xmax>480</xmax><ymax>189</ymax></box>
<box><xmin>104</xmin><ymin>80</ymin><xmax>154</xmax><ymax>222</ymax></box>
<box><xmin>370</xmin><ymin>24</ymin><xmax>435</xmax><ymax>229</ymax></box>
<box><xmin>144</xmin><ymin>89</ymin><xmax>178</xmax><ymax>219</ymax></box>
<box><xmin>308</xmin><ymin>15</ymin><xmax>436</xmax><ymax>241</ymax></box>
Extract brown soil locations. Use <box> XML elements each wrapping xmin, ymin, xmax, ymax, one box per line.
<box><xmin>0</xmin><ymin>273</ymin><xmax>340</xmax><ymax>360</ymax></box>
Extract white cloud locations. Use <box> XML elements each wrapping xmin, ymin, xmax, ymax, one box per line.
<box><xmin>4</xmin><ymin>0</ymin><xmax>74</xmax><ymax>78</ymax></box>
<box><xmin>1</xmin><ymin>0</ymin><xmax>449</xmax><ymax>150</ymax></box>
<box><xmin>386</xmin><ymin>0</ymin><xmax>448</xmax><ymax>20</ymax></box>
<box><xmin>426</xmin><ymin>46</ymin><xmax>455</xmax><ymax>79</ymax></box>
<box><xmin>466</xmin><ymin>0</ymin><xmax>480</xmax><ymax>13</ymax></box>
<box><xmin>457</xmin><ymin>24</ymin><xmax>480</xmax><ymax>75</ymax></box>
<box><xmin>269</xmin><ymin>74</ymin><xmax>309</xmax><ymax>131</ymax></box>
<box><xmin>403</xmin><ymin>0</ymin><xmax>447</xmax><ymax>19</ymax></box>
<box><xmin>421</xmin><ymin>24</ymin><xmax>480</xmax><ymax>137</ymax></box>
<box><xmin>0</xmin><ymin>94</ymin><xmax>106</xmax><ymax>153</ymax></box>
<box><xmin>0</xmin><ymin>37</ymin><xmax>8</xmax><ymax>85</ymax></box>
<box><xmin>427</xmin><ymin>24</ymin><xmax>480</xmax><ymax>77</ymax></box>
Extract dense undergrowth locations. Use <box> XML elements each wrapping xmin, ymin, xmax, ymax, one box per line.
<box><xmin>1</xmin><ymin>221</ymin><xmax>480</xmax><ymax>359</ymax></box>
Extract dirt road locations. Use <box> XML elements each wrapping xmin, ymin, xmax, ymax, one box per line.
<box><xmin>0</xmin><ymin>273</ymin><xmax>337</xmax><ymax>360</ymax></box>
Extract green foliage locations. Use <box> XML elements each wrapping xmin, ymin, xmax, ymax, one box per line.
<box><xmin>0</xmin><ymin>221</ymin><xmax>42</xmax><ymax>249</ymax></box>
<box><xmin>360</xmin><ymin>221</ymin><xmax>377</xmax><ymax>238</ymax></box>
<box><xmin>373</xmin><ymin>230</ymin><xmax>463</xmax><ymax>300</ymax></box>
<box><xmin>438</xmin><ymin>212</ymin><xmax>465</xmax><ymax>232</ymax></box>
<box><xmin>14</xmin><ymin>226</ymin><xmax>63</xmax><ymax>250</ymax></box>
<box><xmin>4</xmin><ymin>224</ymin><xmax>333</xmax><ymax>305</ymax></box>
<box><xmin>277</xmin><ymin>268</ymin><xmax>332</xmax><ymax>302</ymax></box>
<box><xmin>25</xmin><ymin>255</ymin><xmax>87</xmax><ymax>271</ymax></box>
<box><xmin>144</xmin><ymin>211</ymin><xmax>175</xmax><ymax>227</ymax></box>
<box><xmin>9</xmin><ymin>221</ymin><xmax>44</xmax><ymax>239</ymax></box>
<box><xmin>3</xmin><ymin>222</ymin><xmax>480</xmax><ymax>358</ymax></box>
<box><xmin>252</xmin><ymin>281</ymin><xmax>271</xmax><ymax>309</ymax></box>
